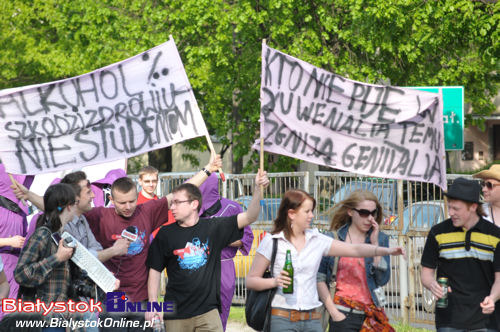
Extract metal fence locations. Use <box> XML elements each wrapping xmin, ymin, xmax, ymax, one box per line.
<box><xmin>143</xmin><ymin>170</ymin><xmax>474</xmax><ymax>326</ymax></box>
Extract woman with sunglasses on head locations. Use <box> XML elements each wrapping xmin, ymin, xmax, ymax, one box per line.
<box><xmin>473</xmin><ymin>164</ymin><xmax>500</xmax><ymax>226</ymax></box>
<box><xmin>13</xmin><ymin>183</ymin><xmax>78</xmax><ymax>332</ymax></box>
<box><xmin>317</xmin><ymin>190</ymin><xmax>395</xmax><ymax>331</ymax></box>
<box><xmin>246</xmin><ymin>189</ymin><xmax>404</xmax><ymax>332</ymax></box>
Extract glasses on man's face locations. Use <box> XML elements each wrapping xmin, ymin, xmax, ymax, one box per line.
<box><xmin>352</xmin><ymin>208</ymin><xmax>378</xmax><ymax>218</ymax></box>
<box><xmin>481</xmin><ymin>181</ymin><xmax>500</xmax><ymax>190</ymax></box>
<box><xmin>171</xmin><ymin>199</ymin><xmax>192</xmax><ymax>206</ymax></box>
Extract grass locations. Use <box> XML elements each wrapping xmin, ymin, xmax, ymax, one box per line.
<box><xmin>228</xmin><ymin>305</ymin><xmax>247</xmax><ymax>325</ymax></box>
<box><xmin>228</xmin><ymin>306</ymin><xmax>433</xmax><ymax>331</ymax></box>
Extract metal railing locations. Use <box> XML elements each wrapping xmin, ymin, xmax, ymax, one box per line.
<box><xmin>135</xmin><ymin>170</ymin><xmax>476</xmax><ymax>326</ymax></box>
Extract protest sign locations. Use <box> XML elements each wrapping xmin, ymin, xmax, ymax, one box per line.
<box><xmin>254</xmin><ymin>44</ymin><xmax>446</xmax><ymax>190</ymax></box>
<box><xmin>0</xmin><ymin>38</ymin><xmax>208</xmax><ymax>174</ymax></box>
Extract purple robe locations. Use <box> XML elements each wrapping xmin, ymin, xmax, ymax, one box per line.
<box><xmin>91</xmin><ymin>169</ymin><xmax>126</xmax><ymax>208</ymax></box>
<box><xmin>0</xmin><ymin>164</ymin><xmax>34</xmax><ymax>304</ymax></box>
<box><xmin>199</xmin><ymin>174</ymin><xmax>254</xmax><ymax>331</ymax></box>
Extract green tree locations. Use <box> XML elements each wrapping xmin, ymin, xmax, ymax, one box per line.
<box><xmin>1</xmin><ymin>0</ymin><xmax>498</xmax><ymax>172</ymax></box>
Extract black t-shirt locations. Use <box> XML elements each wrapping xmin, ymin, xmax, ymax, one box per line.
<box><xmin>421</xmin><ymin>217</ymin><xmax>500</xmax><ymax>329</ymax></box>
<box><xmin>146</xmin><ymin>215</ymin><xmax>243</xmax><ymax>319</ymax></box>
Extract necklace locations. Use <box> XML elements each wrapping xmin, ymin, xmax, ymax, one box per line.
<box><xmin>347</xmin><ymin>228</ymin><xmax>363</xmax><ymax>266</ymax></box>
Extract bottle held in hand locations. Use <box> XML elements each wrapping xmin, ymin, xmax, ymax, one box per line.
<box><xmin>282</xmin><ymin>250</ymin><xmax>294</xmax><ymax>294</ymax></box>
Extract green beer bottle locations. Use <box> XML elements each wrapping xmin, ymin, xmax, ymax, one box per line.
<box><xmin>282</xmin><ymin>250</ymin><xmax>294</xmax><ymax>294</ymax></box>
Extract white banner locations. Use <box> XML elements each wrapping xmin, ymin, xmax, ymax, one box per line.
<box><xmin>0</xmin><ymin>38</ymin><xmax>208</xmax><ymax>175</ymax></box>
<box><xmin>254</xmin><ymin>44</ymin><xmax>446</xmax><ymax>190</ymax></box>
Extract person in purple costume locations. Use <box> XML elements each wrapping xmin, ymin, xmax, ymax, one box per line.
<box><xmin>91</xmin><ymin>169</ymin><xmax>127</xmax><ymax>208</ymax></box>
<box><xmin>198</xmin><ymin>174</ymin><xmax>254</xmax><ymax>331</ymax></box>
<box><xmin>0</xmin><ymin>164</ymin><xmax>34</xmax><ymax>306</ymax></box>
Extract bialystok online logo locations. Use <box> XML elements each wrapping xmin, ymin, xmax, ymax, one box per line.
<box><xmin>1</xmin><ymin>298</ymin><xmax>101</xmax><ymax>316</ymax></box>
<box><xmin>1</xmin><ymin>292</ymin><xmax>175</xmax><ymax>316</ymax></box>
<box><xmin>106</xmin><ymin>292</ymin><xmax>175</xmax><ymax>314</ymax></box>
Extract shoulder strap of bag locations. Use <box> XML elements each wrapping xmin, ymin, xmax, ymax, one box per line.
<box><xmin>331</xmin><ymin>230</ymin><xmax>339</xmax><ymax>281</ymax></box>
<box><xmin>269</xmin><ymin>238</ymin><xmax>278</xmax><ymax>277</ymax></box>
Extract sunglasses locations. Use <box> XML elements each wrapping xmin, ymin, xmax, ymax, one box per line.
<box><xmin>481</xmin><ymin>181</ymin><xmax>500</xmax><ymax>190</ymax></box>
<box><xmin>352</xmin><ymin>208</ymin><xmax>378</xmax><ymax>218</ymax></box>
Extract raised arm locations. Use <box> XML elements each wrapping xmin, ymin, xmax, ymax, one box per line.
<box><xmin>10</xmin><ymin>178</ymin><xmax>44</xmax><ymax>211</ymax></box>
<box><xmin>327</xmin><ymin>238</ymin><xmax>405</xmax><ymax>258</ymax></box>
<box><xmin>237</xmin><ymin>170</ymin><xmax>269</xmax><ymax>229</ymax></box>
<box><xmin>165</xmin><ymin>154</ymin><xmax>223</xmax><ymax>206</ymax></box>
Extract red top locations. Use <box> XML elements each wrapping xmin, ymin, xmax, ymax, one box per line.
<box><xmin>137</xmin><ymin>191</ymin><xmax>158</xmax><ymax>205</ymax></box>
<box><xmin>335</xmin><ymin>257</ymin><xmax>373</xmax><ymax>305</ymax></box>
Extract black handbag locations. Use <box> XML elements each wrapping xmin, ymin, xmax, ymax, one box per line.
<box><xmin>245</xmin><ymin>238</ymin><xmax>278</xmax><ymax>332</ymax></box>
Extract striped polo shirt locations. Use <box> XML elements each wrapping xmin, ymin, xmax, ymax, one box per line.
<box><xmin>421</xmin><ymin>217</ymin><xmax>500</xmax><ymax>329</ymax></box>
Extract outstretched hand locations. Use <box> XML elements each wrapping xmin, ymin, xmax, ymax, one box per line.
<box><xmin>388</xmin><ymin>246</ymin><xmax>406</xmax><ymax>259</ymax></box>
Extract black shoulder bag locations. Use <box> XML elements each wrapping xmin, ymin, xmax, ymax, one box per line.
<box><xmin>245</xmin><ymin>238</ymin><xmax>278</xmax><ymax>332</ymax></box>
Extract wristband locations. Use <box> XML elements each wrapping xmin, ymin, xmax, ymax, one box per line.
<box><xmin>202</xmin><ymin>168</ymin><xmax>211</xmax><ymax>176</ymax></box>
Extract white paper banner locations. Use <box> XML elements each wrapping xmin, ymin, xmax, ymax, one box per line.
<box><xmin>254</xmin><ymin>44</ymin><xmax>446</xmax><ymax>190</ymax></box>
<box><xmin>0</xmin><ymin>38</ymin><xmax>208</xmax><ymax>175</ymax></box>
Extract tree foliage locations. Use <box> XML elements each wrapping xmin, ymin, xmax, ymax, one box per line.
<box><xmin>0</xmin><ymin>0</ymin><xmax>498</xmax><ymax>172</ymax></box>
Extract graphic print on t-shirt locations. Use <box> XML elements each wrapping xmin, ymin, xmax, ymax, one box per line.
<box><xmin>173</xmin><ymin>237</ymin><xmax>210</xmax><ymax>271</ymax></box>
<box><xmin>111</xmin><ymin>226</ymin><xmax>146</xmax><ymax>255</ymax></box>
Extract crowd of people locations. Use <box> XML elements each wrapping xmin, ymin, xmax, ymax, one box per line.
<box><xmin>0</xmin><ymin>157</ymin><xmax>498</xmax><ymax>331</ymax></box>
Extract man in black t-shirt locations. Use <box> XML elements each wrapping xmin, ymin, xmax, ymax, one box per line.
<box><xmin>146</xmin><ymin>170</ymin><xmax>269</xmax><ymax>332</ymax></box>
<box><xmin>421</xmin><ymin>177</ymin><xmax>500</xmax><ymax>331</ymax></box>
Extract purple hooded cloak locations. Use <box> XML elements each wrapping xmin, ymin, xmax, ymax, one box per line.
<box><xmin>198</xmin><ymin>174</ymin><xmax>254</xmax><ymax>330</ymax></box>
<box><xmin>91</xmin><ymin>169</ymin><xmax>127</xmax><ymax>208</ymax></box>
<box><xmin>0</xmin><ymin>164</ymin><xmax>34</xmax><ymax>303</ymax></box>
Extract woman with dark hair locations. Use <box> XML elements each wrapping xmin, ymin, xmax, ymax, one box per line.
<box><xmin>246</xmin><ymin>189</ymin><xmax>404</xmax><ymax>332</ymax></box>
<box><xmin>14</xmin><ymin>183</ymin><xmax>77</xmax><ymax>332</ymax></box>
<box><xmin>317</xmin><ymin>190</ymin><xmax>394</xmax><ymax>331</ymax></box>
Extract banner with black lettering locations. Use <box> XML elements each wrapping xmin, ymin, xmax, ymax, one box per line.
<box><xmin>255</xmin><ymin>44</ymin><xmax>446</xmax><ymax>190</ymax></box>
<box><xmin>0</xmin><ymin>37</ymin><xmax>208</xmax><ymax>174</ymax></box>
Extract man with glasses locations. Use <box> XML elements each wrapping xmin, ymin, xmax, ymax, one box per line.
<box><xmin>473</xmin><ymin>164</ymin><xmax>500</xmax><ymax>227</ymax></box>
<box><xmin>145</xmin><ymin>170</ymin><xmax>269</xmax><ymax>332</ymax></box>
<box><xmin>421</xmin><ymin>177</ymin><xmax>500</xmax><ymax>331</ymax></box>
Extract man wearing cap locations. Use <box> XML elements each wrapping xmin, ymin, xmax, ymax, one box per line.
<box><xmin>473</xmin><ymin>164</ymin><xmax>500</xmax><ymax>227</ymax></box>
<box><xmin>421</xmin><ymin>177</ymin><xmax>500</xmax><ymax>331</ymax></box>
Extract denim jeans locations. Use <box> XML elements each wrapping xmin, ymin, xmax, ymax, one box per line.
<box><xmin>270</xmin><ymin>315</ymin><xmax>322</xmax><ymax>332</ymax></box>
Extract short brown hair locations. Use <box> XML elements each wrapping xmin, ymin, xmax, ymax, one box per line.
<box><xmin>111</xmin><ymin>177</ymin><xmax>137</xmax><ymax>196</ymax></box>
<box><xmin>172</xmin><ymin>183</ymin><xmax>203</xmax><ymax>212</ymax></box>
<box><xmin>139</xmin><ymin>166</ymin><xmax>159</xmax><ymax>179</ymax></box>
